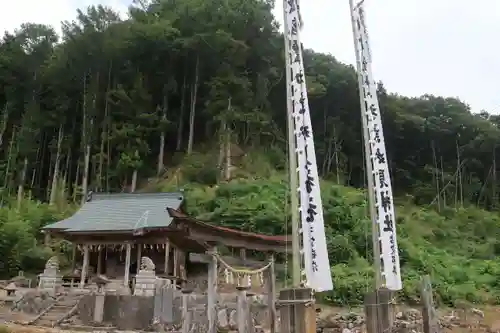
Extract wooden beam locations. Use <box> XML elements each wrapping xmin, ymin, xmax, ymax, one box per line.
<box><xmin>65</xmin><ymin>233</ymin><xmax>207</xmax><ymax>252</ymax></box>
<box><xmin>189</xmin><ymin>253</ymin><xmax>285</xmax><ymax>271</ymax></box>
<box><xmin>189</xmin><ymin>230</ymin><xmax>289</xmax><ymax>253</ymax></box>
<box><xmin>65</xmin><ymin>238</ymin><xmax>178</xmax><ymax>245</ymax></box>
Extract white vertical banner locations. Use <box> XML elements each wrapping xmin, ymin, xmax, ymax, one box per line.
<box><xmin>284</xmin><ymin>0</ymin><xmax>333</xmax><ymax>292</ymax></box>
<box><xmin>352</xmin><ymin>4</ymin><xmax>402</xmax><ymax>290</ymax></box>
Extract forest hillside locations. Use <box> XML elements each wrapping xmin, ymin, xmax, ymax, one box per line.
<box><xmin>1</xmin><ymin>0</ymin><xmax>500</xmax><ymax>305</ymax></box>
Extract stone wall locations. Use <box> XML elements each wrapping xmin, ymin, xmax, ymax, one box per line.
<box><xmin>154</xmin><ymin>291</ymin><xmax>271</xmax><ymax>331</ymax></box>
<box><xmin>105</xmin><ymin>295</ymin><xmax>155</xmax><ymax>329</ymax></box>
<box><xmin>78</xmin><ymin>294</ymin><xmax>155</xmax><ymax>330</ymax></box>
<box><xmin>77</xmin><ymin>292</ymin><xmax>271</xmax><ymax>331</ymax></box>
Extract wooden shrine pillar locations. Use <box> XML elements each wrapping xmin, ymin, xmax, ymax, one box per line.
<box><xmin>137</xmin><ymin>244</ymin><xmax>142</xmax><ymax>269</ymax></box>
<box><xmin>207</xmin><ymin>247</ymin><xmax>218</xmax><ymax>333</ymax></box>
<box><xmin>278</xmin><ymin>288</ymin><xmax>316</xmax><ymax>333</ymax></box>
<box><xmin>80</xmin><ymin>244</ymin><xmax>89</xmax><ymax>288</ymax></box>
<box><xmin>266</xmin><ymin>254</ymin><xmax>277</xmax><ymax>333</ymax></box>
<box><xmin>123</xmin><ymin>243</ymin><xmax>132</xmax><ymax>286</ymax></box>
<box><xmin>44</xmin><ymin>232</ymin><xmax>51</xmax><ymax>246</ymax></box>
<box><xmin>173</xmin><ymin>246</ymin><xmax>178</xmax><ymax>277</ymax></box>
<box><xmin>71</xmin><ymin>245</ymin><xmax>76</xmax><ymax>271</ymax></box>
<box><xmin>239</xmin><ymin>248</ymin><xmax>246</xmax><ymax>260</ymax></box>
<box><xmin>364</xmin><ymin>288</ymin><xmax>392</xmax><ymax>333</ymax></box>
<box><xmin>97</xmin><ymin>246</ymin><xmax>103</xmax><ymax>275</ymax></box>
<box><xmin>178</xmin><ymin>249</ymin><xmax>187</xmax><ymax>283</ymax></box>
<box><xmin>164</xmin><ymin>240</ymin><xmax>170</xmax><ymax>274</ymax></box>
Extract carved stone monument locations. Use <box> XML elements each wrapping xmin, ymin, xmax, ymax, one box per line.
<box><xmin>134</xmin><ymin>256</ymin><xmax>157</xmax><ymax>296</ymax></box>
<box><xmin>38</xmin><ymin>256</ymin><xmax>62</xmax><ymax>292</ymax></box>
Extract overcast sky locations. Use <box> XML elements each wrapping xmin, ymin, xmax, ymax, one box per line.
<box><xmin>1</xmin><ymin>0</ymin><xmax>498</xmax><ymax>114</ymax></box>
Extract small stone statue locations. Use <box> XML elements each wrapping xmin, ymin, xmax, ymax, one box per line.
<box><xmin>140</xmin><ymin>256</ymin><xmax>155</xmax><ymax>271</ymax></box>
<box><xmin>45</xmin><ymin>256</ymin><xmax>59</xmax><ymax>270</ymax></box>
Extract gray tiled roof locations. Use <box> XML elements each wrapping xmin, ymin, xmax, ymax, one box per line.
<box><xmin>43</xmin><ymin>192</ymin><xmax>183</xmax><ymax>233</ymax></box>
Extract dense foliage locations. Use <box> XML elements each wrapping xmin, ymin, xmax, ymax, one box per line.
<box><xmin>0</xmin><ymin>199</ymin><xmax>69</xmax><ymax>278</ymax></box>
<box><xmin>146</xmin><ymin>156</ymin><xmax>500</xmax><ymax>306</ymax></box>
<box><xmin>1</xmin><ymin>0</ymin><xmax>500</xmax><ymax>305</ymax></box>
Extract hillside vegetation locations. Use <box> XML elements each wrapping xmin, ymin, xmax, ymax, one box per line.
<box><xmin>1</xmin><ymin>149</ymin><xmax>500</xmax><ymax>306</ymax></box>
<box><xmin>144</xmin><ymin>152</ymin><xmax>500</xmax><ymax>306</ymax></box>
<box><xmin>0</xmin><ymin>0</ymin><xmax>500</xmax><ymax>306</ymax></box>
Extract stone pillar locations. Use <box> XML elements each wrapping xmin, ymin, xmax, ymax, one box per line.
<box><xmin>80</xmin><ymin>244</ymin><xmax>89</xmax><ymax>288</ymax></box>
<box><xmin>93</xmin><ymin>291</ymin><xmax>105</xmax><ymax>323</ymax></box>
<box><xmin>38</xmin><ymin>256</ymin><xmax>61</xmax><ymax>293</ymax></box>
<box><xmin>124</xmin><ymin>243</ymin><xmax>132</xmax><ymax>287</ymax></box>
<box><xmin>181</xmin><ymin>288</ymin><xmax>192</xmax><ymax>333</ymax></box>
<box><xmin>134</xmin><ymin>256</ymin><xmax>157</xmax><ymax>296</ymax></box>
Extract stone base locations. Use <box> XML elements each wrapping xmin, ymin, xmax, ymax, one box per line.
<box><xmin>38</xmin><ymin>269</ymin><xmax>62</xmax><ymax>292</ymax></box>
<box><xmin>134</xmin><ymin>270</ymin><xmax>156</xmax><ymax>296</ymax></box>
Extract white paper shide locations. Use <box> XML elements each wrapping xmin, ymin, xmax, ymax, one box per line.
<box><xmin>352</xmin><ymin>4</ymin><xmax>402</xmax><ymax>290</ymax></box>
<box><xmin>283</xmin><ymin>0</ymin><xmax>333</xmax><ymax>292</ymax></box>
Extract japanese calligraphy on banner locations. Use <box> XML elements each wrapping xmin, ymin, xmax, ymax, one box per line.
<box><xmin>352</xmin><ymin>4</ymin><xmax>402</xmax><ymax>290</ymax></box>
<box><xmin>284</xmin><ymin>0</ymin><xmax>333</xmax><ymax>292</ymax></box>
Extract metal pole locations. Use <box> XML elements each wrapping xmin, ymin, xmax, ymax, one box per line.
<box><xmin>283</xmin><ymin>0</ymin><xmax>301</xmax><ymax>287</ymax></box>
<box><xmin>348</xmin><ymin>0</ymin><xmax>382</xmax><ymax>289</ymax></box>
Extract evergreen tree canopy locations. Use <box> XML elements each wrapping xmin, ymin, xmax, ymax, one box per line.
<box><xmin>1</xmin><ymin>0</ymin><xmax>500</xmax><ymax>305</ymax></box>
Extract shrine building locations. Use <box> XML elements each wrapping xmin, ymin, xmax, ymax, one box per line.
<box><xmin>42</xmin><ymin>192</ymin><xmax>289</xmax><ymax>291</ymax></box>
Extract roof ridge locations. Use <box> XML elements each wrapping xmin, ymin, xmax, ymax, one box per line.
<box><xmin>90</xmin><ymin>191</ymin><xmax>184</xmax><ymax>201</ymax></box>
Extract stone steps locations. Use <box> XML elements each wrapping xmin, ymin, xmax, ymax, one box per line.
<box><xmin>30</xmin><ymin>295</ymin><xmax>81</xmax><ymax>327</ymax></box>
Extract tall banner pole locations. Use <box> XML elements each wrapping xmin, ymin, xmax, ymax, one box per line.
<box><xmin>283</xmin><ymin>0</ymin><xmax>302</xmax><ymax>288</ymax></box>
<box><xmin>349</xmin><ymin>0</ymin><xmax>402</xmax><ymax>291</ymax></box>
<box><xmin>283</xmin><ymin>0</ymin><xmax>333</xmax><ymax>292</ymax></box>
